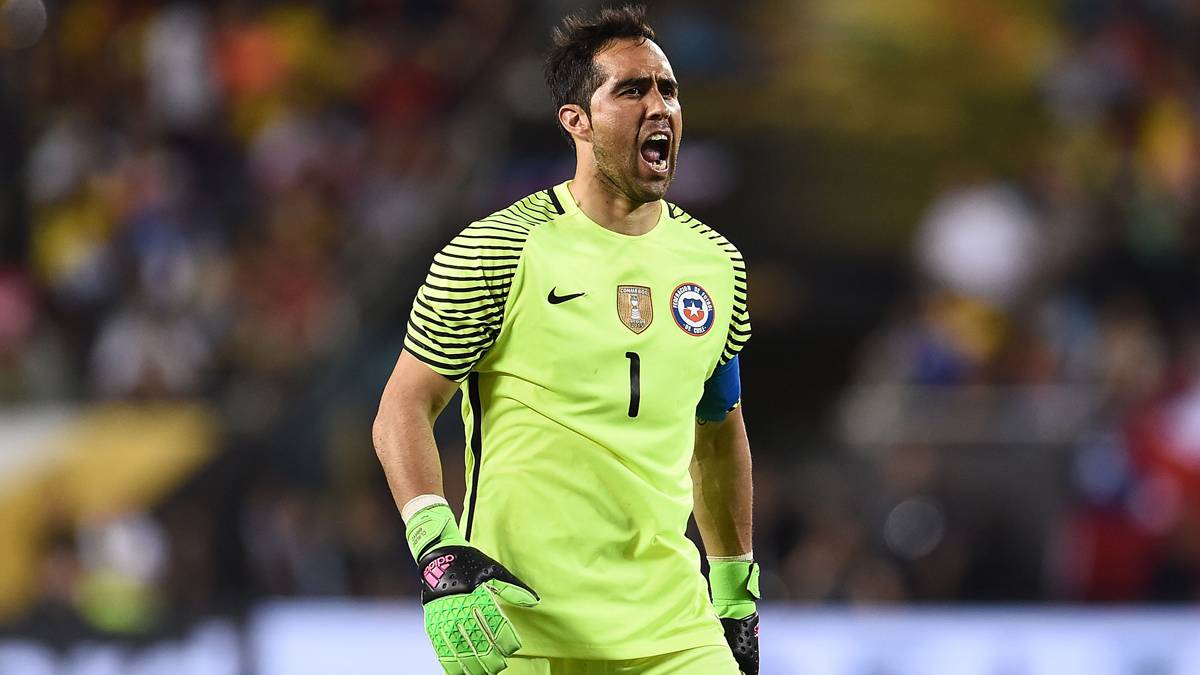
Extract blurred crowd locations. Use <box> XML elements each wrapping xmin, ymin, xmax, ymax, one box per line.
<box><xmin>766</xmin><ymin>0</ymin><xmax>1200</xmax><ymax>605</ymax></box>
<box><xmin>1</xmin><ymin>0</ymin><xmax>525</xmax><ymax>404</ymax></box>
<box><xmin>3</xmin><ymin>0</ymin><xmax>1200</xmax><ymax>643</ymax></box>
<box><xmin>1</xmin><ymin>0</ymin><xmax>542</xmax><ymax>636</ymax></box>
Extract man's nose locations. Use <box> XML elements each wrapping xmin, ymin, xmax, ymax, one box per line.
<box><xmin>645</xmin><ymin>87</ymin><xmax>670</xmax><ymax>120</ymax></box>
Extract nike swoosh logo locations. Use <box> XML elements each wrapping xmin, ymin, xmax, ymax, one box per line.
<box><xmin>547</xmin><ymin>288</ymin><xmax>586</xmax><ymax>304</ymax></box>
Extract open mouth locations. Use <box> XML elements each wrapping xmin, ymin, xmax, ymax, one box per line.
<box><xmin>639</xmin><ymin>133</ymin><xmax>670</xmax><ymax>174</ymax></box>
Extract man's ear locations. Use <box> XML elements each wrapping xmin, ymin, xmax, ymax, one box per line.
<box><xmin>558</xmin><ymin>104</ymin><xmax>591</xmax><ymax>145</ymax></box>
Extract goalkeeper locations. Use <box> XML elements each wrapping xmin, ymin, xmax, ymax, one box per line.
<box><xmin>373</xmin><ymin>5</ymin><xmax>757</xmax><ymax>674</ymax></box>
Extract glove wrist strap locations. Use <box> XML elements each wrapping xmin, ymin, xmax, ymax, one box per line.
<box><xmin>401</xmin><ymin>494</ymin><xmax>448</xmax><ymax>522</ymax></box>
<box><xmin>405</xmin><ymin>503</ymin><xmax>467</xmax><ymax>560</ymax></box>
<box><xmin>708</xmin><ymin>551</ymin><xmax>754</xmax><ymax>563</ymax></box>
<box><xmin>709</xmin><ymin>559</ymin><xmax>761</xmax><ymax>619</ymax></box>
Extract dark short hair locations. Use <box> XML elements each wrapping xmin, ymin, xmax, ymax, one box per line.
<box><xmin>544</xmin><ymin>5</ymin><xmax>656</xmax><ymax>148</ymax></box>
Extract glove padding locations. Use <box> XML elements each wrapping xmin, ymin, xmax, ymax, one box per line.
<box><xmin>720</xmin><ymin>613</ymin><xmax>760</xmax><ymax>675</ymax></box>
<box><xmin>418</xmin><ymin>545</ymin><xmax>540</xmax><ymax>675</ymax></box>
<box><xmin>709</xmin><ymin>559</ymin><xmax>761</xmax><ymax>675</ymax></box>
<box><xmin>407</xmin><ymin>504</ymin><xmax>538</xmax><ymax>675</ymax></box>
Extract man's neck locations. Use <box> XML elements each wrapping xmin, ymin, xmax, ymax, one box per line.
<box><xmin>568</xmin><ymin>168</ymin><xmax>661</xmax><ymax>237</ymax></box>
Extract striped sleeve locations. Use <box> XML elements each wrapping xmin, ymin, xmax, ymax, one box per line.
<box><xmin>672</xmin><ymin>204</ymin><xmax>751</xmax><ymax>366</ymax></box>
<box><xmin>404</xmin><ymin>190</ymin><xmax>559</xmax><ymax>380</ymax></box>
<box><xmin>721</xmin><ymin>243</ymin><xmax>751</xmax><ymax>365</ymax></box>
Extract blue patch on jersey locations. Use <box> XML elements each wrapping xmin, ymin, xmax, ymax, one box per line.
<box><xmin>671</xmin><ymin>283</ymin><xmax>715</xmax><ymax>336</ymax></box>
<box><xmin>696</xmin><ymin>355</ymin><xmax>741</xmax><ymax>422</ymax></box>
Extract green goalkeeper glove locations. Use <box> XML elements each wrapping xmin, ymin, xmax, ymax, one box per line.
<box><xmin>407</xmin><ymin>504</ymin><xmax>539</xmax><ymax>675</ymax></box>
<box><xmin>708</xmin><ymin>559</ymin><xmax>761</xmax><ymax>675</ymax></box>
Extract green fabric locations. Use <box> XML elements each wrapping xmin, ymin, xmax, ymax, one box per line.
<box><xmin>425</xmin><ymin>578</ymin><xmax>540</xmax><ymax>674</ymax></box>
<box><xmin>404</xmin><ymin>182</ymin><xmax>752</xmax><ymax>659</ymax></box>
<box><xmin>708</xmin><ymin>560</ymin><xmax>760</xmax><ymax>620</ymax></box>
<box><xmin>406</xmin><ymin>503</ymin><xmax>468</xmax><ymax>560</ymax></box>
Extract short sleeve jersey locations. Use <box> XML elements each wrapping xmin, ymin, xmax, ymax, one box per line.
<box><xmin>404</xmin><ymin>181</ymin><xmax>750</xmax><ymax>659</ymax></box>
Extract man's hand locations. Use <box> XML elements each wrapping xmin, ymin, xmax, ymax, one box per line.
<box><xmin>409</xmin><ymin>504</ymin><xmax>539</xmax><ymax>674</ymax></box>
<box><xmin>709</xmin><ymin>559</ymin><xmax>760</xmax><ymax>675</ymax></box>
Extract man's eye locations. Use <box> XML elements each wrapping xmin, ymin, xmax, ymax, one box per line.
<box><xmin>624</xmin><ymin>88</ymin><xmax>641</xmax><ymax>96</ymax></box>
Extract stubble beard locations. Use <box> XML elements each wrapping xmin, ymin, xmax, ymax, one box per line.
<box><xmin>592</xmin><ymin>138</ymin><xmax>674</xmax><ymax>206</ymax></box>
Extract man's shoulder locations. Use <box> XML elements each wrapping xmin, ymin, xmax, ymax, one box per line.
<box><xmin>664</xmin><ymin>200</ymin><xmax>745</xmax><ymax>268</ymax></box>
<box><xmin>470</xmin><ymin>188</ymin><xmax>566</xmax><ymax>233</ymax></box>
<box><xmin>439</xmin><ymin>187</ymin><xmax>566</xmax><ymax>261</ymax></box>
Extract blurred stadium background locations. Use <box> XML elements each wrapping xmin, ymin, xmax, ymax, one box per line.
<box><xmin>2</xmin><ymin>0</ymin><xmax>1200</xmax><ymax>673</ymax></box>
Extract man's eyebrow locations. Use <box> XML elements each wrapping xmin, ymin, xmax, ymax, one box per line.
<box><xmin>611</xmin><ymin>76</ymin><xmax>679</xmax><ymax>91</ymax></box>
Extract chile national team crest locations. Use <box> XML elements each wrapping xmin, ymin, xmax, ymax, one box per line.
<box><xmin>670</xmin><ymin>283</ymin><xmax>715</xmax><ymax>336</ymax></box>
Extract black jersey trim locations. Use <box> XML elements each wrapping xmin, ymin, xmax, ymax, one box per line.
<box><xmin>431</xmin><ymin>259</ymin><xmax>519</xmax><ymax>273</ymax></box>
<box><xmin>405</xmin><ymin>331</ymin><xmax>485</xmax><ymax>363</ymax></box>
<box><xmin>425</xmin><ymin>270</ymin><xmax>515</xmax><ymax>284</ymax></box>
<box><xmin>412</xmin><ymin>295</ymin><xmax>504</xmax><ymax>325</ymax></box>
<box><xmin>468</xmin><ymin>222</ymin><xmax>531</xmax><ymax>236</ymax></box>
<box><xmin>438</xmin><ymin>304</ymin><xmax>503</xmax><ymax>322</ymax></box>
<box><xmin>456</xmin><ymin>232</ymin><xmax>528</xmax><ymax>243</ymax></box>
<box><xmin>423</xmin><ymin>282</ymin><xmax>497</xmax><ymax>294</ymax></box>
<box><xmin>435</xmin><ymin>251</ymin><xmax>522</xmax><ymax>263</ymax></box>
<box><xmin>510</xmin><ymin>200</ymin><xmax>547</xmax><ymax>223</ymax></box>
<box><xmin>465</xmin><ymin>372</ymin><xmax>484</xmax><ymax>540</ymax></box>
<box><xmin>405</xmin><ymin>344</ymin><xmax>472</xmax><ymax>378</ymax></box>
<box><xmin>545</xmin><ymin>188</ymin><xmax>565</xmax><ymax>214</ymax></box>
<box><xmin>411</xmin><ymin>301</ymin><xmax>485</xmax><ymax>330</ymax></box>
<box><xmin>409</xmin><ymin>318</ymin><xmax>490</xmax><ymax>342</ymax></box>
<box><xmin>480</xmin><ymin>215</ymin><xmax>532</xmax><ymax>231</ymax></box>
<box><xmin>420</xmin><ymin>288</ymin><xmax>504</xmax><ymax>305</ymax></box>
<box><xmin>407</xmin><ymin>316</ymin><xmax>490</xmax><ymax>341</ymax></box>
<box><xmin>445</xmin><ymin>241</ymin><xmax>526</xmax><ymax>253</ymax></box>
<box><xmin>414</xmin><ymin>296</ymin><xmax>492</xmax><ymax>327</ymax></box>
<box><xmin>406</xmin><ymin>321</ymin><xmax>495</xmax><ymax>351</ymax></box>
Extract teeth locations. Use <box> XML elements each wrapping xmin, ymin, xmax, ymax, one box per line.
<box><xmin>648</xmin><ymin>133</ymin><xmax>668</xmax><ymax>141</ymax></box>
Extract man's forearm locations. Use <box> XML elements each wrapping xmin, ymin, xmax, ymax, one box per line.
<box><xmin>690</xmin><ymin>407</ymin><xmax>753</xmax><ymax>557</ymax></box>
<box><xmin>373</xmin><ymin>402</ymin><xmax>444</xmax><ymax>514</ymax></box>
<box><xmin>372</xmin><ymin>351</ymin><xmax>458</xmax><ymax>515</ymax></box>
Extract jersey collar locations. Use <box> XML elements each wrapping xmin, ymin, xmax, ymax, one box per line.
<box><xmin>552</xmin><ymin>181</ymin><xmax>670</xmax><ymax>240</ymax></box>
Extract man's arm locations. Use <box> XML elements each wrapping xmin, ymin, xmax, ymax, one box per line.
<box><xmin>690</xmin><ymin>406</ymin><xmax>753</xmax><ymax>556</ymax></box>
<box><xmin>692</xmin><ymin>406</ymin><xmax>760</xmax><ymax>675</ymax></box>
<box><xmin>372</xmin><ymin>349</ymin><xmax>459</xmax><ymax>513</ymax></box>
<box><xmin>373</xmin><ymin>350</ymin><xmax>538</xmax><ymax>675</ymax></box>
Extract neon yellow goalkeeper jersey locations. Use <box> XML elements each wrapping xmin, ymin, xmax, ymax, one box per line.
<box><xmin>404</xmin><ymin>180</ymin><xmax>751</xmax><ymax>659</ymax></box>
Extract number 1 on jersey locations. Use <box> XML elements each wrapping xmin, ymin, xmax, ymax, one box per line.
<box><xmin>625</xmin><ymin>352</ymin><xmax>640</xmax><ymax>417</ymax></box>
